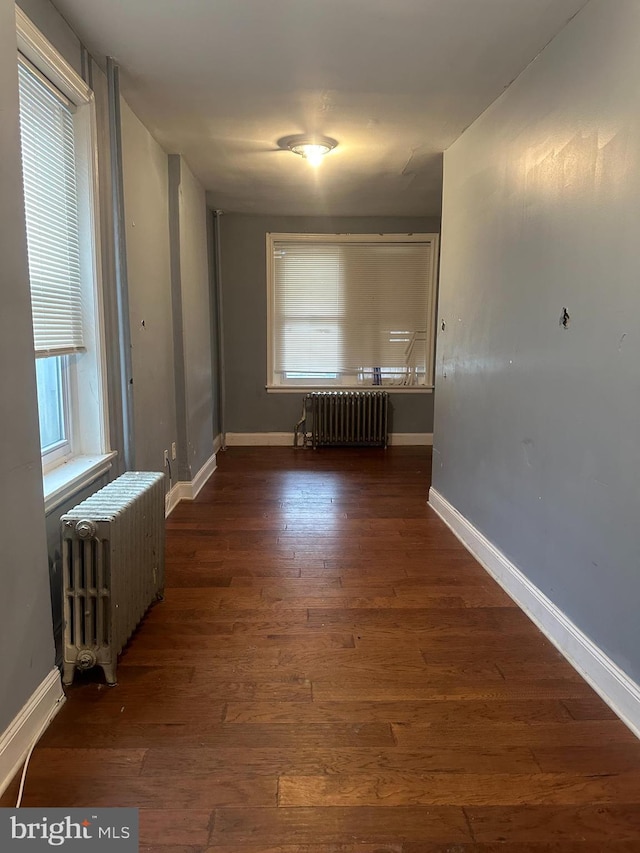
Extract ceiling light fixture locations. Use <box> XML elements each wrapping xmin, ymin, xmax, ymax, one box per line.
<box><xmin>285</xmin><ymin>135</ymin><xmax>338</xmax><ymax>166</ymax></box>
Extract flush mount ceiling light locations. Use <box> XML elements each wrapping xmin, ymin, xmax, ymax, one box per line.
<box><xmin>282</xmin><ymin>134</ymin><xmax>338</xmax><ymax>166</ymax></box>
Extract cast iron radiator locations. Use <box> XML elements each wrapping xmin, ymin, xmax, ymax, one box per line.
<box><xmin>295</xmin><ymin>391</ymin><xmax>389</xmax><ymax>449</ymax></box>
<box><xmin>60</xmin><ymin>471</ymin><xmax>165</xmax><ymax>686</ymax></box>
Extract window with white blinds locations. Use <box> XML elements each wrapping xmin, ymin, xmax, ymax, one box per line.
<box><xmin>267</xmin><ymin>233</ymin><xmax>438</xmax><ymax>389</ymax></box>
<box><xmin>17</xmin><ymin>6</ymin><xmax>108</xmax><ymax>485</ymax></box>
<box><xmin>18</xmin><ymin>58</ymin><xmax>84</xmax><ymax>358</ymax></box>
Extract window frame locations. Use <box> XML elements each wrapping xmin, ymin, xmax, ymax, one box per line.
<box><xmin>16</xmin><ymin>6</ymin><xmax>114</xmax><ymax>509</ymax></box>
<box><xmin>266</xmin><ymin>232</ymin><xmax>439</xmax><ymax>393</ymax></box>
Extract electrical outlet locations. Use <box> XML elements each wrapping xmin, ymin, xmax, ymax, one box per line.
<box><xmin>163</xmin><ymin>449</ymin><xmax>169</xmax><ymax>466</ymax></box>
<box><xmin>171</xmin><ymin>442</ymin><xmax>177</xmax><ymax>460</ymax></box>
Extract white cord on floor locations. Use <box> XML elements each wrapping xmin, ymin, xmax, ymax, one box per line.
<box><xmin>15</xmin><ymin>697</ymin><xmax>64</xmax><ymax>808</ymax></box>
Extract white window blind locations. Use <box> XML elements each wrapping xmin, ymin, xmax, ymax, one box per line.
<box><xmin>18</xmin><ymin>58</ymin><xmax>84</xmax><ymax>358</ymax></box>
<box><xmin>271</xmin><ymin>236</ymin><xmax>436</xmax><ymax>387</ymax></box>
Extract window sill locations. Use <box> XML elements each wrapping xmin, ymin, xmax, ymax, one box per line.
<box><xmin>43</xmin><ymin>451</ymin><xmax>118</xmax><ymax>516</ymax></box>
<box><xmin>266</xmin><ymin>386</ymin><xmax>434</xmax><ymax>394</ymax></box>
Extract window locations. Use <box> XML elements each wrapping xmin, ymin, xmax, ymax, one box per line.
<box><xmin>16</xmin><ymin>8</ymin><xmax>111</xmax><ymax>504</ymax></box>
<box><xmin>267</xmin><ymin>233</ymin><xmax>438</xmax><ymax>390</ymax></box>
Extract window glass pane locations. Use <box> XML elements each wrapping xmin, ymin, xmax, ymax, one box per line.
<box><xmin>35</xmin><ymin>356</ymin><xmax>66</xmax><ymax>451</ymax></box>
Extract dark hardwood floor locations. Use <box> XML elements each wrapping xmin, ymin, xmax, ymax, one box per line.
<box><xmin>4</xmin><ymin>446</ymin><xmax>640</xmax><ymax>851</ymax></box>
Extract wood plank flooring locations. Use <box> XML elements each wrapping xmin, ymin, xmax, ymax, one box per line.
<box><xmin>4</xmin><ymin>446</ymin><xmax>640</xmax><ymax>851</ymax></box>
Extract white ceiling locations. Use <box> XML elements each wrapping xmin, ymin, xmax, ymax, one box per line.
<box><xmin>52</xmin><ymin>0</ymin><xmax>589</xmax><ymax>217</ymax></box>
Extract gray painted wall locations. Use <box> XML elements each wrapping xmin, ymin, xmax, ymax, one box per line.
<box><xmin>433</xmin><ymin>0</ymin><xmax>640</xmax><ymax>683</ymax></box>
<box><xmin>169</xmin><ymin>156</ymin><xmax>215</xmax><ymax>478</ymax></box>
<box><xmin>0</xmin><ymin>0</ymin><xmax>56</xmax><ymax>730</ymax></box>
<box><xmin>120</xmin><ymin>98</ymin><xmax>178</xmax><ymax>479</ymax></box>
<box><xmin>220</xmin><ymin>214</ymin><xmax>440</xmax><ymax>434</ymax></box>
<box><xmin>208</xmin><ymin>211</ymin><xmax>222</xmax><ymax>439</ymax></box>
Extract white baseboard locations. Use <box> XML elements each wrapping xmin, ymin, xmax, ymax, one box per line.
<box><xmin>226</xmin><ymin>432</ymin><xmax>294</xmax><ymax>446</ymax></box>
<box><xmin>388</xmin><ymin>433</ymin><xmax>433</xmax><ymax>446</ymax></box>
<box><xmin>213</xmin><ymin>433</ymin><xmax>223</xmax><ymax>454</ymax></box>
<box><xmin>190</xmin><ymin>450</ymin><xmax>217</xmax><ymax>499</ymax></box>
<box><xmin>225</xmin><ymin>432</ymin><xmax>433</xmax><ymax>447</ymax></box>
<box><xmin>165</xmin><ymin>482</ymin><xmax>183</xmax><ymax>516</ymax></box>
<box><xmin>428</xmin><ymin>487</ymin><xmax>640</xmax><ymax>739</ymax></box>
<box><xmin>0</xmin><ymin>669</ymin><xmax>65</xmax><ymax>797</ymax></box>
<box><xmin>165</xmin><ymin>450</ymin><xmax>217</xmax><ymax>516</ymax></box>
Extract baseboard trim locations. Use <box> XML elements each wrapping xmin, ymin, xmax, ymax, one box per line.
<box><xmin>225</xmin><ymin>432</ymin><xmax>433</xmax><ymax>447</ymax></box>
<box><xmin>165</xmin><ymin>450</ymin><xmax>217</xmax><ymax>516</ymax></box>
<box><xmin>165</xmin><ymin>482</ymin><xmax>183</xmax><ymax>516</ymax></box>
<box><xmin>388</xmin><ymin>433</ymin><xmax>433</xmax><ymax>446</ymax></box>
<box><xmin>226</xmin><ymin>432</ymin><xmax>293</xmax><ymax>446</ymax></box>
<box><xmin>190</xmin><ymin>450</ymin><xmax>217</xmax><ymax>500</ymax></box>
<box><xmin>213</xmin><ymin>433</ymin><xmax>223</xmax><ymax>454</ymax></box>
<box><xmin>428</xmin><ymin>487</ymin><xmax>640</xmax><ymax>740</ymax></box>
<box><xmin>0</xmin><ymin>669</ymin><xmax>65</xmax><ymax>798</ymax></box>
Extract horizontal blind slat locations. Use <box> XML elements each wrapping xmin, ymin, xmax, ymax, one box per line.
<box><xmin>17</xmin><ymin>62</ymin><xmax>84</xmax><ymax>356</ymax></box>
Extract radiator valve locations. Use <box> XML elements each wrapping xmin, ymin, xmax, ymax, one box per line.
<box><xmin>75</xmin><ymin>519</ymin><xmax>97</xmax><ymax>539</ymax></box>
<box><xmin>76</xmin><ymin>650</ymin><xmax>97</xmax><ymax>670</ymax></box>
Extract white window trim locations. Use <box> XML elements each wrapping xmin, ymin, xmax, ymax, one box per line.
<box><xmin>266</xmin><ymin>232</ymin><xmax>439</xmax><ymax>393</ymax></box>
<box><xmin>16</xmin><ymin>7</ymin><xmax>91</xmax><ymax>105</ymax></box>
<box><xmin>17</xmin><ymin>6</ymin><xmax>112</xmax><ymax>508</ymax></box>
<box><xmin>43</xmin><ymin>452</ymin><xmax>118</xmax><ymax>515</ymax></box>
<box><xmin>42</xmin><ymin>441</ymin><xmax>72</xmax><ymax>471</ymax></box>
